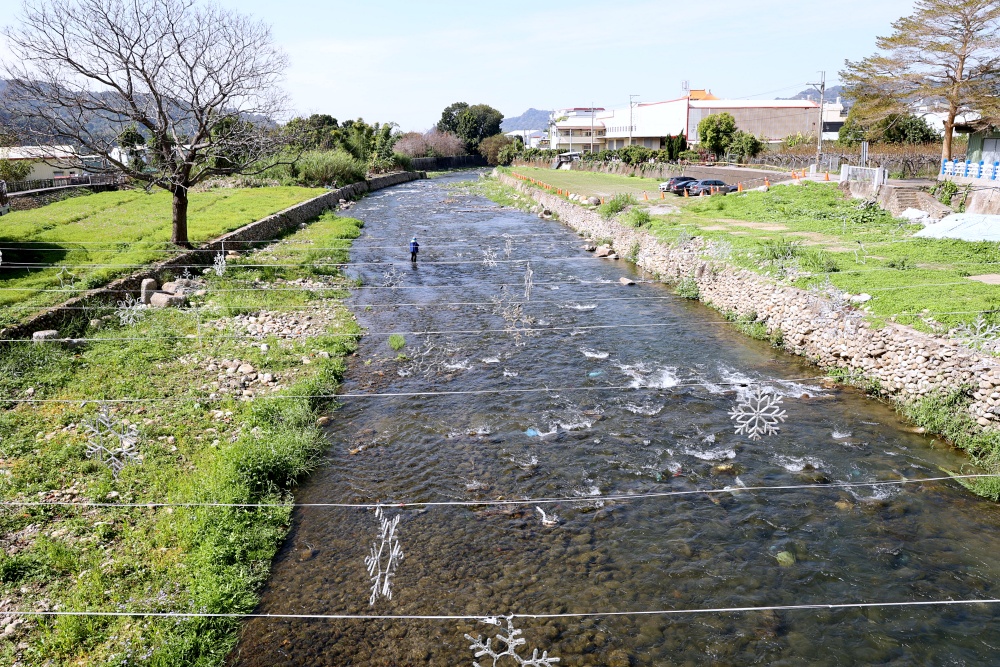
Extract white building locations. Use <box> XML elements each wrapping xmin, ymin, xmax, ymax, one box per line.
<box><xmin>505</xmin><ymin>129</ymin><xmax>547</xmax><ymax>149</ymax></box>
<box><xmin>0</xmin><ymin>145</ymin><xmax>85</xmax><ymax>180</ymax></box>
<box><xmin>549</xmin><ymin>91</ymin><xmax>823</xmax><ymax>153</ymax></box>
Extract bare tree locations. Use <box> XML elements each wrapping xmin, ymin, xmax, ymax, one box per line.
<box><xmin>841</xmin><ymin>0</ymin><xmax>1000</xmax><ymax>161</ymax></box>
<box><xmin>2</xmin><ymin>0</ymin><xmax>291</xmax><ymax>246</ymax></box>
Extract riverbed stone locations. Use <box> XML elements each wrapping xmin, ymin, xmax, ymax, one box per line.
<box><xmin>140</xmin><ymin>278</ymin><xmax>158</xmax><ymax>304</ymax></box>
<box><xmin>149</xmin><ymin>292</ymin><xmax>186</xmax><ymax>308</ymax></box>
<box><xmin>32</xmin><ymin>330</ymin><xmax>59</xmax><ymax>342</ymax></box>
<box><xmin>619</xmin><ymin>277</ymin><xmax>636</xmax><ymax>286</ymax></box>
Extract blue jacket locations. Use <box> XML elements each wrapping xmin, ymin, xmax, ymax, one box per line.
<box><xmin>409</xmin><ymin>241</ymin><xmax>419</xmax><ymax>253</ymax></box>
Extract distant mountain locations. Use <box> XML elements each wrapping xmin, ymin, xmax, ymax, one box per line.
<box><xmin>783</xmin><ymin>85</ymin><xmax>851</xmax><ymax>106</ymax></box>
<box><xmin>501</xmin><ymin>108</ymin><xmax>552</xmax><ymax>132</ymax></box>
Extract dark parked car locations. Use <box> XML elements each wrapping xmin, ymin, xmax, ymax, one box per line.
<box><xmin>659</xmin><ymin>176</ymin><xmax>696</xmax><ymax>193</ymax></box>
<box><xmin>686</xmin><ymin>179</ymin><xmax>736</xmax><ymax>196</ymax></box>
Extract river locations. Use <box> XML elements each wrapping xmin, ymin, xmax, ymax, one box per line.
<box><xmin>230</xmin><ymin>173</ymin><xmax>1000</xmax><ymax>666</ymax></box>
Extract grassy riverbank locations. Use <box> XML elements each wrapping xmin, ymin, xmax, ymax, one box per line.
<box><xmin>0</xmin><ymin>211</ymin><xmax>361</xmax><ymax>665</ymax></box>
<box><xmin>0</xmin><ymin>186</ymin><xmax>321</xmax><ymax>327</ymax></box>
<box><xmin>510</xmin><ymin>167</ymin><xmax>999</xmax><ymax>331</ymax></box>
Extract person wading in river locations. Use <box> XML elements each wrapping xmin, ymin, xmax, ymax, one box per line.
<box><xmin>410</xmin><ymin>236</ymin><xmax>419</xmax><ymax>263</ymax></box>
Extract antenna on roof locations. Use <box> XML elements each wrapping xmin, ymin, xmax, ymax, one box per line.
<box><xmin>681</xmin><ymin>80</ymin><xmax>690</xmax><ymax>93</ymax></box>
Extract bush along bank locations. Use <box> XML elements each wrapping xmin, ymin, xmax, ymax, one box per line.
<box><xmin>0</xmin><ymin>211</ymin><xmax>363</xmax><ymax>666</ymax></box>
<box><xmin>492</xmin><ymin>171</ymin><xmax>1000</xmax><ymax>500</ymax></box>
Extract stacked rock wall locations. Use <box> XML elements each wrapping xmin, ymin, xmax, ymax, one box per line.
<box><xmin>497</xmin><ymin>172</ymin><xmax>1000</xmax><ymax>430</ymax></box>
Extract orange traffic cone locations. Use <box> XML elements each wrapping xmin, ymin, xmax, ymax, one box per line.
<box><xmin>643</xmin><ymin>191</ymin><xmax>649</xmax><ymax>201</ymax></box>
<box><xmin>660</xmin><ymin>191</ymin><xmax>665</xmax><ymax>199</ymax></box>
<box><xmin>825</xmin><ymin>171</ymin><xmax>830</xmax><ymax>181</ymax></box>
<box><xmin>737</xmin><ymin>182</ymin><xmax>743</xmax><ymax>193</ymax></box>
<box><xmin>684</xmin><ymin>189</ymin><xmax>689</xmax><ymax>198</ymax></box>
<box><xmin>765</xmin><ymin>179</ymin><xmax>770</xmax><ymax>187</ymax></box>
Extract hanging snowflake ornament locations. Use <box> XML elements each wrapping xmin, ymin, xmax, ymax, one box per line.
<box><xmin>729</xmin><ymin>386</ymin><xmax>787</xmax><ymax>441</ymax></box>
<box><xmin>491</xmin><ymin>287</ymin><xmax>537</xmax><ymax>347</ymax></box>
<box><xmin>466</xmin><ymin>616</ymin><xmax>560</xmax><ymax>667</ymax></box>
<box><xmin>116</xmin><ymin>293</ymin><xmax>146</xmax><ymax>327</ymax></box>
<box><xmin>381</xmin><ymin>265</ymin><xmax>404</xmax><ymax>288</ymax></box>
<box><xmin>181</xmin><ymin>267</ymin><xmax>194</xmax><ymax>281</ymax></box>
<box><xmin>56</xmin><ymin>266</ymin><xmax>77</xmax><ymax>289</ymax></box>
<box><xmin>212</xmin><ymin>252</ymin><xmax>227</xmax><ymax>277</ymax></box>
<box><xmin>365</xmin><ymin>505</ymin><xmax>404</xmax><ymax>606</ymax></box>
<box><xmin>955</xmin><ymin>314</ymin><xmax>1000</xmax><ymax>352</ymax></box>
<box><xmin>83</xmin><ymin>406</ymin><xmax>141</xmax><ymax>478</ymax></box>
<box><xmin>523</xmin><ymin>262</ymin><xmax>534</xmax><ymax>302</ymax></box>
<box><xmin>483</xmin><ymin>248</ymin><xmax>499</xmax><ymax>268</ymax></box>
<box><xmin>706</xmin><ymin>240</ymin><xmax>733</xmax><ymax>262</ymax></box>
<box><xmin>503</xmin><ymin>234</ymin><xmax>514</xmax><ymax>260</ymax></box>
<box><xmin>403</xmin><ymin>337</ymin><xmax>466</xmax><ymax>377</ymax></box>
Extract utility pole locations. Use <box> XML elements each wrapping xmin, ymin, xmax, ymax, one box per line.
<box><xmin>808</xmin><ymin>71</ymin><xmax>826</xmax><ymax>173</ymax></box>
<box><xmin>629</xmin><ymin>94</ymin><xmax>640</xmax><ymax>147</ymax></box>
<box><xmin>590</xmin><ymin>103</ymin><xmax>595</xmax><ymax>154</ymax></box>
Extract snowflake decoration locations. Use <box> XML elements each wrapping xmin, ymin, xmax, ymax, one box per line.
<box><xmin>212</xmin><ymin>252</ymin><xmax>227</xmax><ymax>277</ymax></box>
<box><xmin>483</xmin><ymin>248</ymin><xmax>499</xmax><ymax>268</ymax></box>
<box><xmin>181</xmin><ymin>267</ymin><xmax>194</xmax><ymax>281</ymax></box>
<box><xmin>116</xmin><ymin>293</ymin><xmax>146</xmax><ymax>327</ymax></box>
<box><xmin>956</xmin><ymin>314</ymin><xmax>1000</xmax><ymax>352</ymax></box>
<box><xmin>523</xmin><ymin>262</ymin><xmax>534</xmax><ymax>302</ymax></box>
<box><xmin>466</xmin><ymin>616</ymin><xmax>560</xmax><ymax>667</ymax></box>
<box><xmin>56</xmin><ymin>266</ymin><xmax>77</xmax><ymax>289</ymax></box>
<box><xmin>491</xmin><ymin>287</ymin><xmax>537</xmax><ymax>347</ymax></box>
<box><xmin>83</xmin><ymin>406</ymin><xmax>141</xmax><ymax>478</ymax></box>
<box><xmin>706</xmin><ymin>240</ymin><xmax>733</xmax><ymax>262</ymax></box>
<box><xmin>381</xmin><ymin>265</ymin><xmax>404</xmax><ymax>288</ymax></box>
<box><xmin>365</xmin><ymin>505</ymin><xmax>404</xmax><ymax>606</ymax></box>
<box><xmin>503</xmin><ymin>234</ymin><xmax>514</xmax><ymax>260</ymax></box>
<box><xmin>728</xmin><ymin>386</ymin><xmax>787</xmax><ymax>441</ymax></box>
<box><xmin>403</xmin><ymin>337</ymin><xmax>466</xmax><ymax>377</ymax></box>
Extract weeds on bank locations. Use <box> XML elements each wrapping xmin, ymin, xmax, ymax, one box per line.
<box><xmin>0</xmin><ymin>211</ymin><xmax>362</xmax><ymax>665</ymax></box>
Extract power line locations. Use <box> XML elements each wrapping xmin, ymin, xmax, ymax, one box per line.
<box><xmin>3</xmin><ymin>475</ymin><xmax>989</xmax><ymax>509</ymax></box>
<box><xmin>0</xmin><ymin>374</ymin><xmax>835</xmax><ymax>403</ymax></box>
<box><xmin>2</xmin><ymin>597</ymin><xmax>999</xmax><ymax>622</ymax></box>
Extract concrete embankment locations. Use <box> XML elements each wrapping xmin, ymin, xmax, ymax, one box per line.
<box><xmin>496</xmin><ymin>171</ymin><xmax>1000</xmax><ymax>432</ymax></box>
<box><xmin>2</xmin><ymin>171</ymin><xmax>425</xmax><ymax>339</ymax></box>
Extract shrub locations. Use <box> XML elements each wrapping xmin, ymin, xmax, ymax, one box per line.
<box><xmin>294</xmin><ymin>150</ymin><xmax>365</xmax><ymax>187</ymax></box>
<box><xmin>759</xmin><ymin>238</ymin><xmax>802</xmax><ymax>261</ymax></box>
<box><xmin>392</xmin><ymin>152</ymin><xmax>413</xmax><ymax>171</ymax></box>
<box><xmin>388</xmin><ymin>334</ymin><xmax>406</xmax><ymax>351</ymax></box>
<box><xmin>478</xmin><ymin>134</ymin><xmax>516</xmax><ymax>166</ymax></box>
<box><xmin>621</xmin><ymin>207</ymin><xmax>652</xmax><ymax>228</ymax></box>
<box><xmin>496</xmin><ymin>142</ymin><xmax>521</xmax><ymax>166</ymax></box>
<box><xmin>800</xmin><ymin>249</ymin><xmax>840</xmax><ymax>273</ymax></box>
<box><xmin>938</xmin><ymin>180</ymin><xmax>959</xmax><ymax>205</ymax></box>
<box><xmin>674</xmin><ymin>277</ymin><xmax>700</xmax><ymax>299</ymax></box>
<box><xmin>598</xmin><ymin>193</ymin><xmax>637</xmax><ymax>219</ymax></box>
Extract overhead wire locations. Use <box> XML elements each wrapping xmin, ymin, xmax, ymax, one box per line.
<box><xmin>3</xmin><ymin>475</ymin><xmax>991</xmax><ymax>509</ymax></box>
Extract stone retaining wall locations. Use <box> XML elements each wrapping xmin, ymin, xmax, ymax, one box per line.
<box><xmin>2</xmin><ymin>171</ymin><xmax>425</xmax><ymax>339</ymax></box>
<box><xmin>497</xmin><ymin>172</ymin><xmax>1000</xmax><ymax>430</ymax></box>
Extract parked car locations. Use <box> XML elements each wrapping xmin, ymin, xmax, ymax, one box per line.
<box><xmin>686</xmin><ymin>179</ymin><xmax>736</xmax><ymax>196</ymax></box>
<box><xmin>659</xmin><ymin>176</ymin><xmax>696</xmax><ymax>193</ymax></box>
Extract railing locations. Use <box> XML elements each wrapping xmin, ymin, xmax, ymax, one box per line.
<box><xmin>941</xmin><ymin>159</ymin><xmax>1000</xmax><ymax>181</ymax></box>
<box><xmin>3</xmin><ymin>173</ymin><xmax>126</xmax><ymax>194</ymax></box>
<box><xmin>839</xmin><ymin>165</ymin><xmax>888</xmax><ymax>188</ymax></box>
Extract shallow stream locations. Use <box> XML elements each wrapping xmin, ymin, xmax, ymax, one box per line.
<box><xmin>231</xmin><ymin>173</ymin><xmax>1000</xmax><ymax>666</ymax></box>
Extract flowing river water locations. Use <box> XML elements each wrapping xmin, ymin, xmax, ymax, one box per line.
<box><xmin>231</xmin><ymin>174</ymin><xmax>1000</xmax><ymax>666</ymax></box>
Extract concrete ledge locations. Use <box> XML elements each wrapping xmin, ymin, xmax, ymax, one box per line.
<box><xmin>1</xmin><ymin>171</ymin><xmax>426</xmax><ymax>339</ymax></box>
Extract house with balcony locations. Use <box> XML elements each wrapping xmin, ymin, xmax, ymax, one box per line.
<box><xmin>548</xmin><ymin>108</ymin><xmax>605</xmax><ymax>153</ymax></box>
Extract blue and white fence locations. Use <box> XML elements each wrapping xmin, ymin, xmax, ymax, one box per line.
<box><xmin>941</xmin><ymin>159</ymin><xmax>1000</xmax><ymax>181</ymax></box>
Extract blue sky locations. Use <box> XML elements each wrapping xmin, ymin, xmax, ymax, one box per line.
<box><xmin>10</xmin><ymin>0</ymin><xmax>920</xmax><ymax>131</ymax></box>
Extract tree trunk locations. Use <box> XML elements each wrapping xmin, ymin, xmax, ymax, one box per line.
<box><xmin>171</xmin><ymin>186</ymin><xmax>190</xmax><ymax>248</ymax></box>
<box><xmin>942</xmin><ymin>107</ymin><xmax>957</xmax><ymax>162</ymax></box>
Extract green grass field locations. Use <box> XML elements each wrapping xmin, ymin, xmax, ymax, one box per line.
<box><xmin>508</xmin><ymin>168</ymin><xmax>998</xmax><ymax>331</ymax></box>
<box><xmin>0</xmin><ymin>186</ymin><xmax>321</xmax><ymax>327</ymax></box>
<box><xmin>0</xmin><ymin>211</ymin><xmax>361</xmax><ymax>665</ymax></box>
